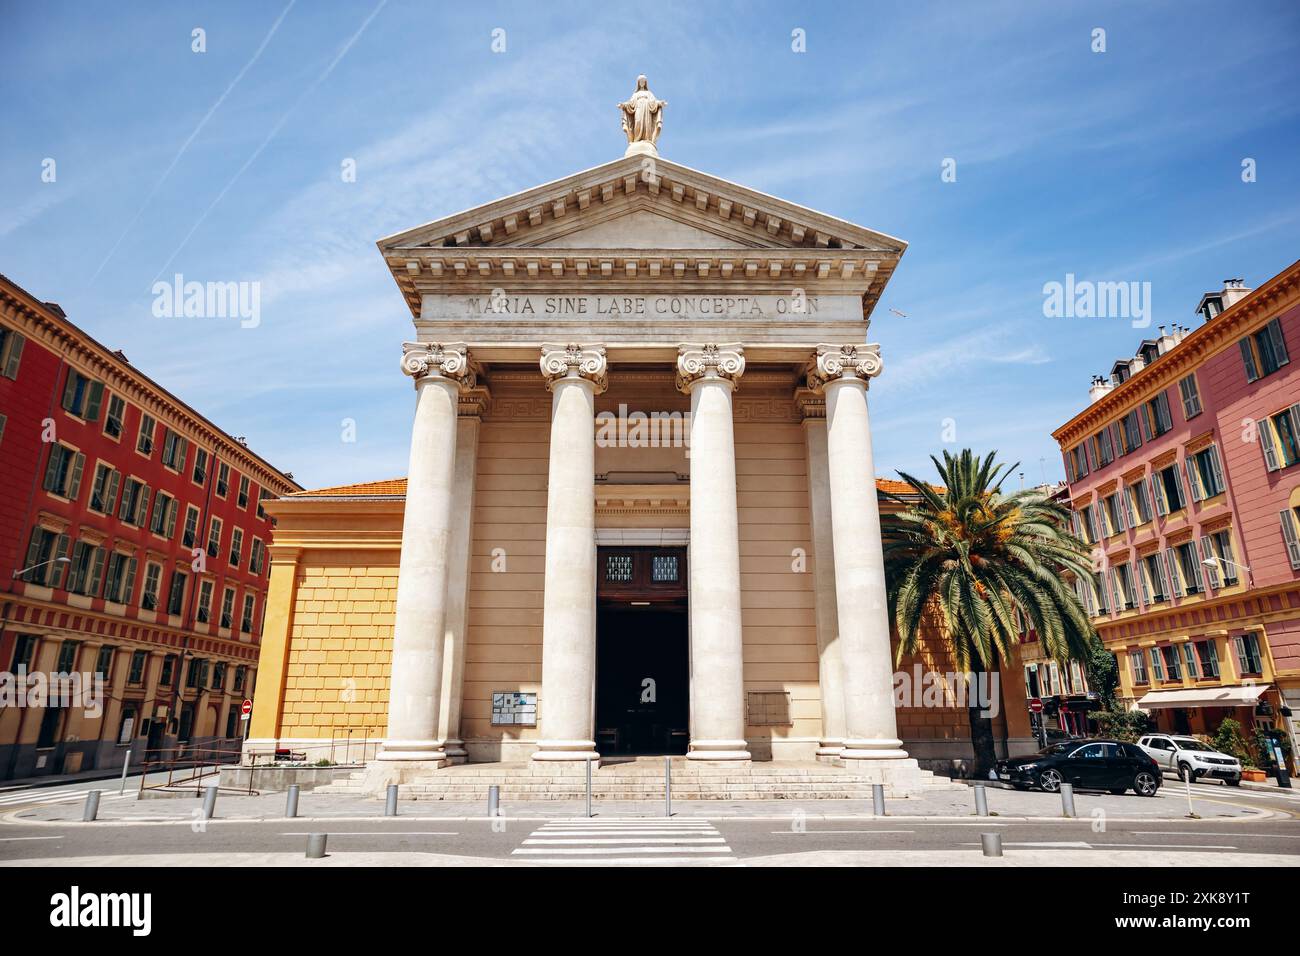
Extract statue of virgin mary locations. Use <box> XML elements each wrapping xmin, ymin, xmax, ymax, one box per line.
<box><xmin>618</xmin><ymin>75</ymin><xmax>666</xmax><ymax>157</ymax></box>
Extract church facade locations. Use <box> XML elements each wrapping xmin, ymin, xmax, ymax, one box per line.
<box><xmin>246</xmin><ymin>99</ymin><xmax>1033</xmax><ymax>782</ymax></box>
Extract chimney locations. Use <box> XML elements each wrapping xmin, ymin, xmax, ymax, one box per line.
<box><xmin>1089</xmin><ymin>375</ymin><xmax>1114</xmax><ymax>403</ymax></box>
<box><xmin>1221</xmin><ymin>277</ymin><xmax>1252</xmax><ymax>310</ymax></box>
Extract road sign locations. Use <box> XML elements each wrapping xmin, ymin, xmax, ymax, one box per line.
<box><xmin>240</xmin><ymin>698</ymin><xmax>252</xmax><ymax>721</ymax></box>
<box><xmin>1028</xmin><ymin>698</ymin><xmax>1044</xmax><ymax>714</ymax></box>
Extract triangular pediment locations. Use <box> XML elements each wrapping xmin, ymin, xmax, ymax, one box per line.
<box><xmin>526</xmin><ymin>205</ymin><xmax>760</xmax><ymax>250</ymax></box>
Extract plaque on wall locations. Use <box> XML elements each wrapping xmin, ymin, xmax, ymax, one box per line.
<box><xmin>491</xmin><ymin>692</ymin><xmax>537</xmax><ymax>726</ymax></box>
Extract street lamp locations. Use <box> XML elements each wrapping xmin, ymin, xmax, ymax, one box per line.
<box><xmin>1202</xmin><ymin>556</ymin><xmax>1253</xmax><ymax>587</ymax></box>
<box><xmin>11</xmin><ymin>555</ymin><xmax>70</xmax><ymax>579</ymax></box>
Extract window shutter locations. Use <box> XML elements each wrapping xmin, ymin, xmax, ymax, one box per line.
<box><xmin>1087</xmin><ymin>508</ymin><xmax>1101</xmax><ymax>543</ymax></box>
<box><xmin>1156</xmin><ymin>392</ymin><xmax>1172</xmax><ymax>431</ymax></box>
<box><xmin>1136</xmin><ymin>561</ymin><xmax>1150</xmax><ymax>606</ymax></box>
<box><xmin>1153</xmin><ymin>551</ymin><xmax>1170</xmax><ymax>599</ymax></box>
<box><xmin>87</xmin><ymin>547</ymin><xmax>106</xmax><ymax>597</ymax></box>
<box><xmin>1150</xmin><ymin>475</ymin><xmax>1168</xmax><ymax>516</ymax></box>
<box><xmin>42</xmin><ymin>446</ymin><xmax>62</xmax><ymax>491</ymax></box>
<box><xmin>1185</xmin><ymin>458</ymin><xmax>1203</xmax><ymax>502</ymax></box>
<box><xmin>1189</xmin><ymin>548</ymin><xmax>1206</xmax><ymax>591</ymax></box>
<box><xmin>118</xmin><ymin>484</ymin><xmax>132</xmax><ymax>521</ymax></box>
<box><xmin>1233</xmin><ymin>636</ymin><xmax>1248</xmax><ymax>676</ymax></box>
<box><xmin>1165</xmin><ymin>548</ymin><xmax>1185</xmax><ymax>597</ymax></box>
<box><xmin>85</xmin><ymin>382</ymin><xmax>104</xmax><ymax>422</ymax></box>
<box><xmin>1110</xmin><ymin>422</ymin><xmax>1124</xmax><ymax>457</ymax></box>
<box><xmin>165</xmin><ymin>499</ymin><xmax>178</xmax><ymax>539</ymax></box>
<box><xmin>1268</xmin><ymin>319</ymin><xmax>1290</xmax><ymax>368</ymax></box>
<box><xmin>51</xmin><ymin>534</ymin><xmax>69</xmax><ymax>588</ymax></box>
<box><xmin>61</xmin><ymin>372</ymin><xmax>78</xmax><ymax>411</ymax></box>
<box><xmin>1070</xmin><ymin>510</ymin><xmax>1082</xmax><ymax>538</ymax></box>
<box><xmin>1240</xmin><ymin>338</ymin><xmax>1260</xmax><ymax>382</ymax></box>
<box><xmin>1081</xmin><ymin>578</ymin><xmax>1096</xmax><ymax>615</ymax></box>
<box><xmin>176</xmin><ymin>437</ymin><xmax>189</xmax><ymax>471</ymax></box>
<box><xmin>1206</xmin><ymin>445</ymin><xmax>1225</xmax><ymax>494</ymax></box>
<box><xmin>1280</xmin><ymin>510</ymin><xmax>1300</xmax><ymax>570</ymax></box>
<box><xmin>1259</xmin><ymin>417</ymin><xmax>1282</xmax><ymax>471</ymax></box>
<box><xmin>67</xmin><ymin>453</ymin><xmax>85</xmax><ymax>501</ymax></box>
<box><xmin>1170</xmin><ymin>467</ymin><xmax>1186</xmax><ymax>510</ymax></box>
<box><xmin>123</xmin><ymin>558</ymin><xmax>137</xmax><ymax>605</ymax></box>
<box><xmin>1121</xmin><ymin>487</ymin><xmax>1135</xmax><ymax>528</ymax></box>
<box><xmin>136</xmin><ymin>484</ymin><xmax>150</xmax><ymax>527</ymax></box>
<box><xmin>105</xmin><ymin>471</ymin><xmax>121</xmax><ymax>514</ymax></box>
<box><xmin>2</xmin><ymin>333</ymin><xmax>23</xmax><ymax>378</ymax></box>
<box><xmin>22</xmin><ymin>527</ymin><xmax>42</xmax><ymax>579</ymax></box>
<box><xmin>1199</xmin><ymin>537</ymin><xmax>1220</xmax><ymax>588</ymax></box>
<box><xmin>1139</xmin><ymin>406</ymin><xmax>1153</xmax><ymax>442</ymax></box>
<box><xmin>1288</xmin><ymin>404</ymin><xmax>1300</xmax><ymax>448</ymax></box>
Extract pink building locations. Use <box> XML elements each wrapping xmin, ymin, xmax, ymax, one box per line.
<box><xmin>1052</xmin><ymin>260</ymin><xmax>1300</xmax><ymax>768</ymax></box>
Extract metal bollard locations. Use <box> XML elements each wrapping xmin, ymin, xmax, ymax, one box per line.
<box><xmin>82</xmin><ymin>790</ymin><xmax>101</xmax><ymax>822</ymax></box>
<box><xmin>1060</xmin><ymin>782</ymin><xmax>1076</xmax><ymax>818</ymax></box>
<box><xmin>980</xmin><ymin>832</ymin><xmax>1003</xmax><ymax>857</ymax></box>
<box><xmin>305</xmin><ymin>832</ymin><xmax>327</xmax><ymax>859</ymax></box>
<box><xmin>487</xmin><ymin>784</ymin><xmax>499</xmax><ymax>818</ymax></box>
<box><xmin>664</xmin><ymin>756</ymin><xmax>672</xmax><ymax>818</ymax></box>
<box><xmin>974</xmin><ymin>784</ymin><xmax>989</xmax><ymax>817</ymax></box>
<box><xmin>201</xmin><ymin>784</ymin><xmax>218</xmax><ymax>820</ymax></box>
<box><xmin>585</xmin><ymin>759</ymin><xmax>593</xmax><ymax>818</ymax></box>
<box><xmin>872</xmin><ymin>783</ymin><xmax>886</xmax><ymax>816</ymax></box>
<box><xmin>285</xmin><ymin>784</ymin><xmax>300</xmax><ymax>818</ymax></box>
<box><xmin>385</xmin><ymin>784</ymin><xmax>399</xmax><ymax>817</ymax></box>
<box><xmin>119</xmin><ymin>750</ymin><xmax>131</xmax><ymax>796</ymax></box>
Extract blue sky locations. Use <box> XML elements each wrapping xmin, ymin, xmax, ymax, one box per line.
<box><xmin>3</xmin><ymin>0</ymin><xmax>1298</xmax><ymax>490</ymax></box>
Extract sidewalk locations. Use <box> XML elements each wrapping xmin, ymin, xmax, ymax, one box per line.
<box><xmin>8</xmin><ymin>778</ymin><xmax>1280</xmax><ymax>825</ymax></box>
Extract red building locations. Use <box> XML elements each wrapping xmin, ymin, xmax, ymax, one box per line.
<box><xmin>0</xmin><ymin>274</ymin><xmax>300</xmax><ymax>780</ymax></box>
<box><xmin>1052</xmin><ymin>261</ymin><xmax>1300</xmax><ymax>767</ymax></box>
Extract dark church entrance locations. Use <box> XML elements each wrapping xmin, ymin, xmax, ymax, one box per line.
<box><xmin>596</xmin><ymin>547</ymin><xmax>689</xmax><ymax>756</ymax></box>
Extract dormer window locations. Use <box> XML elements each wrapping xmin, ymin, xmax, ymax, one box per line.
<box><xmin>1199</xmin><ymin>295</ymin><xmax>1224</xmax><ymax>323</ymax></box>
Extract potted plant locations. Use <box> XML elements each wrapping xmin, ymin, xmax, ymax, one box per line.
<box><xmin>1213</xmin><ymin>717</ymin><xmax>1258</xmax><ymax>779</ymax></box>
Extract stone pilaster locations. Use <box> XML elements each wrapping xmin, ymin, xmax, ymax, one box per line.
<box><xmin>677</xmin><ymin>344</ymin><xmax>750</xmax><ymax>762</ymax></box>
<box><xmin>377</xmin><ymin>342</ymin><xmax>474</xmax><ymax>770</ymax></box>
<box><xmin>533</xmin><ymin>344</ymin><xmax>607</xmax><ymax>765</ymax></box>
<box><xmin>809</xmin><ymin>343</ymin><xmax>908</xmax><ymax>762</ymax></box>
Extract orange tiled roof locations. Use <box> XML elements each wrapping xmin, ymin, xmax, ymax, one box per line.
<box><xmin>291</xmin><ymin>476</ymin><xmax>935</xmax><ymax>497</ymax></box>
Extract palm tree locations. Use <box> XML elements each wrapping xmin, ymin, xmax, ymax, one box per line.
<box><xmin>882</xmin><ymin>449</ymin><xmax>1097</xmax><ymax>777</ymax></box>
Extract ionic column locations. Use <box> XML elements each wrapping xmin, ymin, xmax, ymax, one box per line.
<box><xmin>379</xmin><ymin>342</ymin><xmax>474</xmax><ymax>763</ymax></box>
<box><xmin>795</xmin><ymin>388</ymin><xmax>847</xmax><ymax>757</ymax></box>
<box><xmin>438</xmin><ymin>385</ymin><xmax>489</xmax><ymax>764</ymax></box>
<box><xmin>811</xmin><ymin>344</ymin><xmax>908</xmax><ymax>761</ymax></box>
<box><xmin>677</xmin><ymin>344</ymin><xmax>750</xmax><ymax>762</ymax></box>
<box><xmin>533</xmin><ymin>344</ymin><xmax>607</xmax><ymax>764</ymax></box>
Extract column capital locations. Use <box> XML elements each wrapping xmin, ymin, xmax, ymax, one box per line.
<box><xmin>676</xmin><ymin>343</ymin><xmax>745</xmax><ymax>393</ymax></box>
<box><xmin>401</xmin><ymin>342</ymin><xmax>475</xmax><ymax>388</ymax></box>
<box><xmin>793</xmin><ymin>386</ymin><xmax>825</xmax><ymax>421</ymax></box>
<box><xmin>808</xmin><ymin>343</ymin><xmax>882</xmax><ymax>391</ymax></box>
<box><xmin>540</xmin><ymin>343</ymin><xmax>608</xmax><ymax>393</ymax></box>
<box><xmin>457</xmin><ymin>383</ymin><xmax>492</xmax><ymax>419</ymax></box>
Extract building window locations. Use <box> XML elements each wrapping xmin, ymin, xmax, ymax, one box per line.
<box><xmin>257</xmin><ymin>488</ymin><xmax>272</xmax><ymax>519</ymax></box>
<box><xmin>1150</xmin><ymin>463</ymin><xmax>1186</xmax><ymax>515</ymax></box>
<box><xmin>186</xmin><ymin>658</ymin><xmax>203</xmax><ymax>689</ymax></box>
<box><xmin>229</xmin><ymin>528</ymin><xmax>243</xmax><ymax>568</ymax></box>
<box><xmin>103</xmin><ymin>394</ymin><xmax>126</xmax><ymax>438</ymax></box>
<box><xmin>1239</xmin><ymin>318</ymin><xmax>1290</xmax><ymax>383</ymax></box>
<box><xmin>42</xmin><ymin>443</ymin><xmax>85</xmax><ymax>500</ymax></box>
<box><xmin>182</xmin><ymin>505</ymin><xmax>200</xmax><ymax>548</ymax></box>
<box><xmin>161</xmin><ymin>428</ymin><xmax>189</xmax><ymax>471</ymax></box>
<box><xmin>103</xmin><ymin>552</ymin><xmax>136</xmax><ymax>604</ymax></box>
<box><xmin>192</xmin><ymin>448</ymin><xmax>209</xmax><ymax>486</ymax></box>
<box><xmin>220</xmin><ymin>587</ymin><xmax>236</xmax><ymax>629</ymax></box>
<box><xmin>88</xmin><ymin>463</ymin><xmax>121</xmax><ymax>515</ymax></box>
<box><xmin>1114</xmin><ymin>564</ymin><xmax>1137</xmax><ymax>610</ymax></box>
<box><xmin>149</xmin><ymin>490</ymin><xmax>177</xmax><ymax>538</ymax></box>
<box><xmin>1185</xmin><ymin>445</ymin><xmax>1226</xmax><ymax>500</ymax></box>
<box><xmin>61</xmin><ymin>370</ymin><xmax>104</xmax><ymax>421</ymax></box>
<box><xmin>237</xmin><ymin>475</ymin><xmax>250</xmax><ymax>509</ymax></box>
<box><xmin>160</xmin><ymin>654</ymin><xmax>175</xmax><ymax>687</ymax></box>
<box><xmin>1195</xmin><ymin>640</ymin><xmax>1220</xmax><ymax>678</ymax></box>
<box><xmin>233</xmin><ymin>665</ymin><xmax>247</xmax><ymax>692</ymax></box>
<box><xmin>1142</xmin><ymin>390</ymin><xmax>1174</xmax><ymax>439</ymax></box>
<box><xmin>118</xmin><ymin>478</ymin><xmax>149</xmax><ymax>526</ymax></box>
<box><xmin>1127</xmin><ymin>480</ymin><xmax>1152</xmax><ymax>524</ymax></box>
<box><xmin>1177</xmin><ymin>374</ymin><xmax>1202</xmax><ymax>420</ymax></box>
<box><xmin>137</xmin><ymin>413</ymin><xmax>156</xmax><ymax>456</ymax></box>
<box><xmin>94</xmin><ymin>645</ymin><xmax>114</xmax><ymax>679</ymax></box>
<box><xmin>1129</xmin><ymin>650</ymin><xmax>1148</xmax><ymax>684</ymax></box>
<box><xmin>20</xmin><ymin>526</ymin><xmax>68</xmax><ymax>587</ymax></box>
<box><xmin>1258</xmin><ymin>404</ymin><xmax>1300</xmax><ymax>472</ymax></box>
<box><xmin>0</xmin><ymin>328</ymin><xmax>25</xmax><ymax>379</ymax></box>
<box><xmin>1170</xmin><ymin>541</ymin><xmax>1206</xmax><ymax>595</ymax></box>
<box><xmin>1233</xmin><ymin>633</ymin><xmax>1264</xmax><ymax>676</ymax></box>
<box><xmin>216</xmin><ymin>462</ymin><xmax>230</xmax><ymax>498</ymax></box>
<box><xmin>249</xmin><ymin>538</ymin><xmax>265</xmax><ymax>575</ymax></box>
<box><xmin>1102</xmin><ymin>493</ymin><xmax>1125</xmax><ymax>536</ymax></box>
<box><xmin>1180</xmin><ymin>642</ymin><xmax>1199</xmax><ymax>680</ymax></box>
<box><xmin>128</xmin><ymin>650</ymin><xmax>147</xmax><ymax>684</ymax></box>
<box><xmin>141</xmin><ymin>563</ymin><xmax>162</xmax><ymax>611</ymax></box>
<box><xmin>1141</xmin><ymin>552</ymin><xmax>1168</xmax><ymax>602</ymax></box>
<box><xmin>241</xmin><ymin>593</ymin><xmax>255</xmax><ymax>632</ymax></box>
<box><xmin>207</xmin><ymin>517</ymin><xmax>223</xmax><ymax>558</ymax></box>
<box><xmin>1079</xmin><ymin>504</ymin><xmax>1101</xmax><ymax>544</ymax></box>
<box><xmin>56</xmin><ymin>640</ymin><xmax>79</xmax><ymax>673</ymax></box>
<box><xmin>1200</xmin><ymin>530</ymin><xmax>1238</xmax><ymax>586</ymax></box>
<box><xmin>1160</xmin><ymin>645</ymin><xmax>1182</xmax><ymax>681</ymax></box>
<box><xmin>1092</xmin><ymin>428</ymin><xmax>1114</xmax><ymax>467</ymax></box>
<box><xmin>66</xmin><ymin>541</ymin><xmax>106</xmax><ymax>597</ymax></box>
<box><xmin>1118</xmin><ymin>409</ymin><xmax>1144</xmax><ymax>455</ymax></box>
<box><xmin>197</xmin><ymin>580</ymin><xmax>214</xmax><ymax>624</ymax></box>
<box><xmin>1067</xmin><ymin>443</ymin><xmax>1090</xmax><ymax>481</ymax></box>
<box><xmin>167</xmin><ymin>570</ymin><xmax>187</xmax><ymax>616</ymax></box>
<box><xmin>212</xmin><ymin>661</ymin><xmax>227</xmax><ymax>690</ymax></box>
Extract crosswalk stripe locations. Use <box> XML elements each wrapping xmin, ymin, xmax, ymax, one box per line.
<box><xmin>513</xmin><ymin>816</ymin><xmax>738</xmax><ymax>865</ymax></box>
<box><xmin>523</xmin><ymin>837</ymin><xmax>726</xmax><ymax>845</ymax></box>
<box><xmin>514</xmin><ymin>846</ymin><xmax>733</xmax><ymax>855</ymax></box>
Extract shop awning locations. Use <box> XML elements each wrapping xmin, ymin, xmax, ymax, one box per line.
<box><xmin>1136</xmin><ymin>685</ymin><xmax>1269</xmax><ymax>710</ymax></box>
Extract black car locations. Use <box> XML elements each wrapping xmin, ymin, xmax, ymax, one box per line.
<box><xmin>993</xmin><ymin>738</ymin><xmax>1162</xmax><ymax>797</ymax></box>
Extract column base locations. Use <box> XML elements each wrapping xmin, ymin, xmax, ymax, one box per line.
<box><xmin>839</xmin><ymin>737</ymin><xmax>910</xmax><ymax>761</ymax></box>
<box><xmin>442</xmin><ymin>738</ymin><xmax>468</xmax><ymax>765</ymax></box>
<box><xmin>816</xmin><ymin>737</ymin><xmax>846</xmax><ymax>759</ymax></box>
<box><xmin>530</xmin><ymin>740</ymin><xmax>600</xmax><ymax>766</ymax></box>
<box><xmin>376</xmin><ymin>739</ymin><xmax>450</xmax><ymax>763</ymax></box>
<box><xmin>687</xmin><ymin>739</ymin><xmax>751</xmax><ymax>761</ymax></box>
<box><xmin>361</xmin><ymin>758</ymin><xmax>449</xmax><ymax>793</ymax></box>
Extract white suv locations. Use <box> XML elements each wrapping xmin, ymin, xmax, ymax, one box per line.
<box><xmin>1137</xmin><ymin>734</ymin><xmax>1242</xmax><ymax>786</ymax></box>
